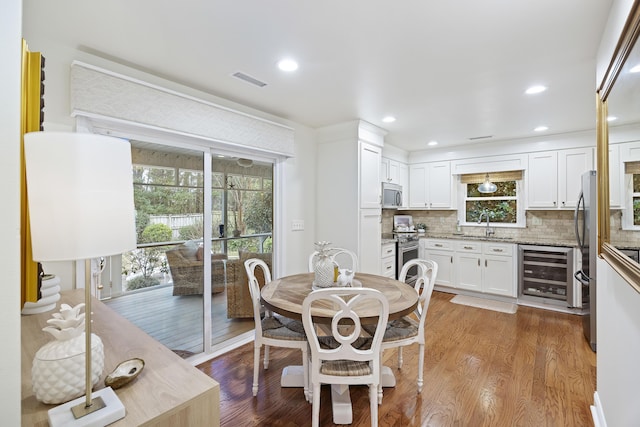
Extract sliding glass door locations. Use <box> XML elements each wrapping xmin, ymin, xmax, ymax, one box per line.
<box><xmin>102</xmin><ymin>140</ymin><xmax>274</xmax><ymax>359</ymax></box>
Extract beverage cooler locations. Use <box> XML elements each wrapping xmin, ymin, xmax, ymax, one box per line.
<box><xmin>518</xmin><ymin>245</ymin><xmax>580</xmax><ymax>308</ymax></box>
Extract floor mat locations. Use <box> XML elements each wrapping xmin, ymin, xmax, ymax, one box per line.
<box><xmin>450</xmin><ymin>295</ymin><xmax>517</xmax><ymax>314</ymax></box>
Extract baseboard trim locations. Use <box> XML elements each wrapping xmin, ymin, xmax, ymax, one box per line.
<box><xmin>591</xmin><ymin>391</ymin><xmax>607</xmax><ymax>427</ymax></box>
<box><xmin>187</xmin><ymin>330</ymin><xmax>255</xmax><ymax>366</ymax></box>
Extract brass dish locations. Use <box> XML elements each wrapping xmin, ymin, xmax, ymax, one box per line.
<box><xmin>104</xmin><ymin>358</ymin><xmax>145</xmax><ymax>389</ymax></box>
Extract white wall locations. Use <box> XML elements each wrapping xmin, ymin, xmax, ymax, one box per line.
<box><xmin>595</xmin><ymin>1</ymin><xmax>640</xmax><ymax>426</ymax></box>
<box><xmin>20</xmin><ymin>30</ymin><xmax>318</xmax><ymax>284</ymax></box>
<box><xmin>1</xmin><ymin>0</ymin><xmax>23</xmax><ymax>424</ymax></box>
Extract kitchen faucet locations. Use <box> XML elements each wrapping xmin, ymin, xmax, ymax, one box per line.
<box><xmin>478</xmin><ymin>210</ymin><xmax>495</xmax><ymax>237</ymax></box>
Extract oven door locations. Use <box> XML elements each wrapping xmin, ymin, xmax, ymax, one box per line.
<box><xmin>397</xmin><ymin>242</ymin><xmax>419</xmax><ymax>284</ymax></box>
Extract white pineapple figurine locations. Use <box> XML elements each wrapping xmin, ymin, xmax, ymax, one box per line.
<box><xmin>31</xmin><ymin>303</ymin><xmax>105</xmax><ymax>404</ymax></box>
<box><xmin>313</xmin><ymin>241</ymin><xmax>335</xmax><ymax>288</ymax></box>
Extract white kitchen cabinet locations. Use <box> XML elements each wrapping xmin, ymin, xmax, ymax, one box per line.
<box><xmin>482</xmin><ymin>242</ymin><xmax>516</xmax><ymax>296</ymax></box>
<box><xmin>421</xmin><ymin>238</ymin><xmax>516</xmax><ymax>297</ymax></box>
<box><xmin>527</xmin><ymin>148</ymin><xmax>593</xmax><ymax>209</ymax></box>
<box><xmin>421</xmin><ymin>239</ymin><xmax>455</xmax><ymax>287</ymax></box>
<box><xmin>360</xmin><ymin>142</ymin><xmax>382</xmax><ymax>209</ymax></box>
<box><xmin>360</xmin><ymin>209</ymin><xmax>382</xmax><ymax>273</ymax></box>
<box><xmin>381</xmin><ymin>157</ymin><xmax>399</xmax><ymax>183</ymax></box>
<box><xmin>381</xmin><ymin>242</ymin><xmax>396</xmax><ymax>278</ymax></box>
<box><xmin>609</xmin><ymin>144</ymin><xmax>622</xmax><ymax>208</ymax></box>
<box><xmin>558</xmin><ymin>148</ymin><xmax>594</xmax><ymax>208</ymax></box>
<box><xmin>455</xmin><ymin>241</ymin><xmax>482</xmax><ymax>292</ymax></box>
<box><xmin>381</xmin><ymin>157</ymin><xmax>409</xmax><ymax>207</ymax></box>
<box><xmin>527</xmin><ymin>151</ymin><xmax>558</xmax><ymax>208</ymax></box>
<box><xmin>409</xmin><ymin>161</ymin><xmax>454</xmax><ymax>209</ymax></box>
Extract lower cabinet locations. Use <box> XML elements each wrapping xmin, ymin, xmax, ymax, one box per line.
<box><xmin>381</xmin><ymin>242</ymin><xmax>396</xmax><ymax>278</ymax></box>
<box><xmin>420</xmin><ymin>239</ymin><xmax>455</xmax><ymax>287</ymax></box>
<box><xmin>421</xmin><ymin>238</ymin><xmax>516</xmax><ymax>297</ymax></box>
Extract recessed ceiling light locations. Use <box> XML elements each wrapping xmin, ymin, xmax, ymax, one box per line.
<box><xmin>525</xmin><ymin>85</ymin><xmax>547</xmax><ymax>95</ymax></box>
<box><xmin>427</xmin><ymin>141</ymin><xmax>438</xmax><ymax>146</ymax></box>
<box><xmin>382</xmin><ymin>116</ymin><xmax>396</xmax><ymax>123</ymax></box>
<box><xmin>630</xmin><ymin>64</ymin><xmax>640</xmax><ymax>73</ymax></box>
<box><xmin>534</xmin><ymin>126</ymin><xmax>548</xmax><ymax>132</ymax></box>
<box><xmin>607</xmin><ymin>116</ymin><xmax>618</xmax><ymax>122</ymax></box>
<box><xmin>277</xmin><ymin>58</ymin><xmax>299</xmax><ymax>72</ymax></box>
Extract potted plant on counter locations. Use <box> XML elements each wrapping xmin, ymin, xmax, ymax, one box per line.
<box><xmin>416</xmin><ymin>223</ymin><xmax>427</xmax><ymax>233</ymax></box>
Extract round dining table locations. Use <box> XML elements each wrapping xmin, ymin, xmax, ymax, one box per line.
<box><xmin>261</xmin><ymin>272</ymin><xmax>419</xmax><ymax>323</ymax></box>
<box><xmin>260</xmin><ymin>272</ymin><xmax>419</xmax><ymax>425</ymax></box>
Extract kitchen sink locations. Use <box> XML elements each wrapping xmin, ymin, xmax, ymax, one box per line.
<box><xmin>452</xmin><ymin>234</ymin><xmax>514</xmax><ymax>241</ymax></box>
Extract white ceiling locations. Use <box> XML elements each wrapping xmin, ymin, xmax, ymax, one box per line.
<box><xmin>24</xmin><ymin>0</ymin><xmax>613</xmax><ymax>152</ymax></box>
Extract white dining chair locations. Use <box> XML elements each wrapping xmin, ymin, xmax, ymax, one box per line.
<box><xmin>307</xmin><ymin>247</ymin><xmax>358</xmax><ymax>272</ymax></box>
<box><xmin>366</xmin><ymin>258</ymin><xmax>438</xmax><ymax>403</ymax></box>
<box><xmin>302</xmin><ymin>287</ymin><xmax>389</xmax><ymax>427</ymax></box>
<box><xmin>244</xmin><ymin>258</ymin><xmax>309</xmax><ymax>400</ymax></box>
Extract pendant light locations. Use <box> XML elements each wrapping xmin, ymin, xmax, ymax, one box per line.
<box><xmin>478</xmin><ymin>173</ymin><xmax>497</xmax><ymax>193</ymax></box>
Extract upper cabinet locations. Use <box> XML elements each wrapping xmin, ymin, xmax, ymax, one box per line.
<box><xmin>409</xmin><ymin>161</ymin><xmax>455</xmax><ymax>209</ymax></box>
<box><xmin>527</xmin><ymin>148</ymin><xmax>593</xmax><ymax>209</ymax></box>
<box><xmin>381</xmin><ymin>157</ymin><xmax>409</xmax><ymax>206</ymax></box>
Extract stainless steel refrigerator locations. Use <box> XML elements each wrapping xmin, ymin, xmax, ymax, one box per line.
<box><xmin>574</xmin><ymin>170</ymin><xmax>597</xmax><ymax>352</ymax></box>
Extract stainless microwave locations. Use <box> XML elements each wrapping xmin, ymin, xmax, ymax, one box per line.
<box><xmin>382</xmin><ymin>182</ymin><xmax>403</xmax><ymax>208</ymax></box>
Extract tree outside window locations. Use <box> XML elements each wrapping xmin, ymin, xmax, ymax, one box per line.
<box><xmin>465</xmin><ymin>181</ymin><xmax>517</xmax><ymax>223</ymax></box>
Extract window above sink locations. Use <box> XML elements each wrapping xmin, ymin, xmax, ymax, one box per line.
<box><xmin>457</xmin><ymin>170</ymin><xmax>526</xmax><ymax>229</ymax></box>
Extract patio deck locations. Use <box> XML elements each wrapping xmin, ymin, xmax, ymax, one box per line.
<box><xmin>103</xmin><ymin>284</ymin><xmax>255</xmax><ymax>355</ymax></box>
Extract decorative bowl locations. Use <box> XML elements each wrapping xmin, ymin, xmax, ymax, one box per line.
<box><xmin>105</xmin><ymin>358</ymin><xmax>145</xmax><ymax>389</ymax></box>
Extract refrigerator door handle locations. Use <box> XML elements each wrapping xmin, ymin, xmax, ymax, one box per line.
<box><xmin>574</xmin><ymin>269</ymin><xmax>591</xmax><ymax>284</ymax></box>
<box><xmin>574</xmin><ymin>191</ymin><xmax>585</xmax><ymax>250</ymax></box>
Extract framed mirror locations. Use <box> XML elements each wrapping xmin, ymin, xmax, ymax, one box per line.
<box><xmin>598</xmin><ymin>2</ymin><xmax>640</xmax><ymax>293</ymax></box>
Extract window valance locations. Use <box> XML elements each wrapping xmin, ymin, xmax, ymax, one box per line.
<box><xmin>70</xmin><ymin>61</ymin><xmax>295</xmax><ymax>157</ymax></box>
<box><xmin>625</xmin><ymin>161</ymin><xmax>640</xmax><ymax>174</ymax></box>
<box><xmin>459</xmin><ymin>170</ymin><xmax>523</xmax><ymax>184</ymax></box>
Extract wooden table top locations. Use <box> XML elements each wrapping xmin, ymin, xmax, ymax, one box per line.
<box><xmin>261</xmin><ymin>272</ymin><xmax>418</xmax><ymax>324</ymax></box>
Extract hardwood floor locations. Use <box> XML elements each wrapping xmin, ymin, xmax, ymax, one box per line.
<box><xmin>197</xmin><ymin>291</ymin><xmax>596</xmax><ymax>427</ymax></box>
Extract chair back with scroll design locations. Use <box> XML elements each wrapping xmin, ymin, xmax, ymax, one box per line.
<box><xmin>378</xmin><ymin>258</ymin><xmax>437</xmax><ymax>401</ymax></box>
<box><xmin>245</xmin><ymin>258</ymin><xmax>308</xmax><ymax>400</ymax></box>
<box><xmin>302</xmin><ymin>287</ymin><xmax>389</xmax><ymax>427</ymax></box>
<box><xmin>307</xmin><ymin>247</ymin><xmax>358</xmax><ymax>272</ymax></box>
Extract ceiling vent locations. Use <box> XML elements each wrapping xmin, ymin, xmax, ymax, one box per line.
<box><xmin>231</xmin><ymin>71</ymin><xmax>267</xmax><ymax>88</ymax></box>
<box><xmin>468</xmin><ymin>135</ymin><xmax>493</xmax><ymax>141</ymax></box>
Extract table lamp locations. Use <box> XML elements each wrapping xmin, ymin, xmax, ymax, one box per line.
<box><xmin>24</xmin><ymin>131</ymin><xmax>136</xmax><ymax>426</ymax></box>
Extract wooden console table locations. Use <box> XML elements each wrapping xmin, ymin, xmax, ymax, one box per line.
<box><xmin>21</xmin><ymin>290</ymin><xmax>220</xmax><ymax>426</ymax></box>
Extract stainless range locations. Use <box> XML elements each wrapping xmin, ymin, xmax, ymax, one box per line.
<box><xmin>395</xmin><ymin>233</ymin><xmax>419</xmax><ymax>284</ymax></box>
<box><xmin>393</xmin><ymin>214</ymin><xmax>420</xmax><ymax>284</ymax></box>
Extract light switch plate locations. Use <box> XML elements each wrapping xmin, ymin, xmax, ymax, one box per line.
<box><xmin>291</xmin><ymin>220</ymin><xmax>304</xmax><ymax>231</ymax></box>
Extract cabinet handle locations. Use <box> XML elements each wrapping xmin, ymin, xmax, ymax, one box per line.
<box><xmin>492</xmin><ymin>248</ymin><xmax>503</xmax><ymax>252</ymax></box>
<box><xmin>477</xmin><ymin>259</ymin><xmax>480</xmax><ymax>266</ymax></box>
<box><xmin>464</xmin><ymin>246</ymin><xmax>473</xmax><ymax>250</ymax></box>
<box><xmin>434</xmin><ymin>243</ymin><xmax>443</xmax><ymax>247</ymax></box>
<box><xmin>553</xmin><ymin>201</ymin><xmax>557</xmax><ymax>206</ymax></box>
<box><xmin>485</xmin><ymin>259</ymin><xmax>488</xmax><ymax>267</ymax></box>
<box><xmin>386</xmin><ymin>265</ymin><xmax>392</xmax><ymax>270</ymax></box>
<box><xmin>561</xmin><ymin>201</ymin><xmax>565</xmax><ymax>206</ymax></box>
<box><xmin>450</xmin><ymin>256</ymin><xmax>453</xmax><ymax>263</ymax></box>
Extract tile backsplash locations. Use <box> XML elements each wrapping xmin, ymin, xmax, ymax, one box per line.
<box><xmin>382</xmin><ymin>209</ymin><xmax>640</xmax><ymax>247</ymax></box>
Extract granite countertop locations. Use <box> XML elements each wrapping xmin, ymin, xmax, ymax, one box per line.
<box><xmin>380</xmin><ymin>232</ymin><xmax>579</xmax><ymax>248</ymax></box>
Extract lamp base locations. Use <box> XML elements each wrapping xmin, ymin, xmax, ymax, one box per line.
<box><xmin>48</xmin><ymin>387</ymin><xmax>125</xmax><ymax>427</ymax></box>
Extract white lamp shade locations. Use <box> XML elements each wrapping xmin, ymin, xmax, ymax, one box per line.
<box><xmin>24</xmin><ymin>132</ymin><xmax>136</xmax><ymax>262</ymax></box>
